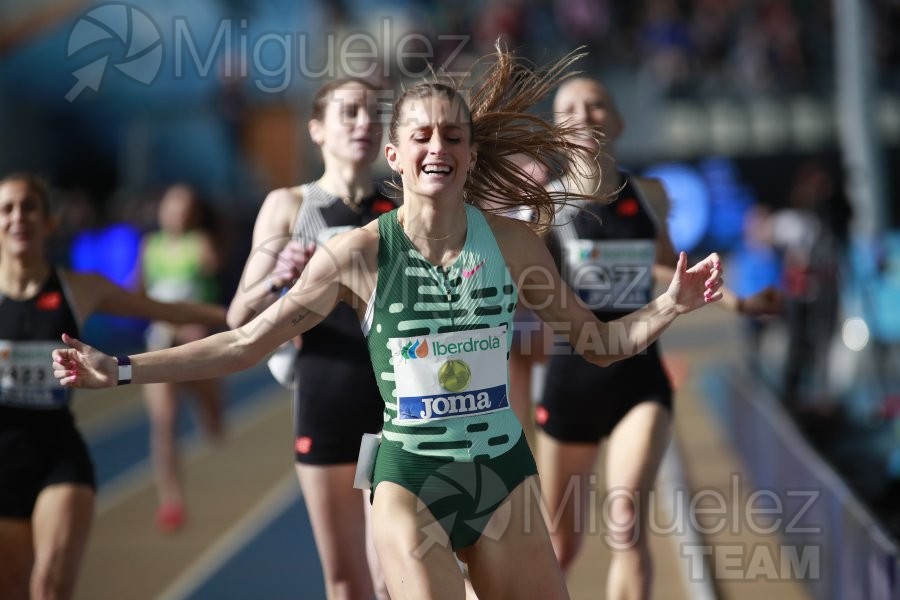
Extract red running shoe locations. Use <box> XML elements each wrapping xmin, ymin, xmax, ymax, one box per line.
<box><xmin>155</xmin><ymin>503</ymin><xmax>185</xmax><ymax>533</ymax></box>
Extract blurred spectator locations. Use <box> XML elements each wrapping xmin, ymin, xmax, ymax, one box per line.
<box><xmin>137</xmin><ymin>184</ymin><xmax>225</xmax><ymax>532</ymax></box>
<box><xmin>552</xmin><ymin>0</ymin><xmax>611</xmax><ymax>45</ymax></box>
<box><xmin>770</xmin><ymin>160</ymin><xmax>851</xmax><ymax>408</ymax></box>
<box><xmin>474</xmin><ymin>0</ymin><xmax>527</xmax><ymax>53</ymax></box>
<box><xmin>729</xmin><ymin>203</ymin><xmax>782</xmax><ymax>363</ymax></box>
<box><xmin>688</xmin><ymin>0</ymin><xmax>733</xmax><ymax>90</ymax></box>
<box><xmin>639</xmin><ymin>0</ymin><xmax>692</xmax><ymax>92</ymax></box>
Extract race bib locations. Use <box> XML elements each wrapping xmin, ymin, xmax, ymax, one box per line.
<box><xmin>563</xmin><ymin>239</ymin><xmax>655</xmax><ymax>311</ymax></box>
<box><xmin>390</xmin><ymin>326</ymin><xmax>509</xmax><ymax>422</ymax></box>
<box><xmin>0</xmin><ymin>340</ymin><xmax>68</xmax><ymax>408</ymax></box>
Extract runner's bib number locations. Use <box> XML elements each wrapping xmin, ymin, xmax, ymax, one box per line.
<box><xmin>390</xmin><ymin>326</ymin><xmax>509</xmax><ymax>422</ymax></box>
<box><xmin>563</xmin><ymin>239</ymin><xmax>655</xmax><ymax>311</ymax></box>
<box><xmin>0</xmin><ymin>340</ymin><xmax>68</xmax><ymax>408</ymax></box>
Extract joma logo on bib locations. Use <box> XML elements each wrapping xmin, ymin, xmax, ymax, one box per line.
<box><xmin>420</xmin><ymin>391</ymin><xmax>490</xmax><ymax>419</ymax></box>
<box><xmin>399</xmin><ymin>384</ymin><xmax>508</xmax><ymax>421</ymax></box>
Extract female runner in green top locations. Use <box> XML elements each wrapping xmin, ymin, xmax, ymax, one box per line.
<box><xmin>51</xmin><ymin>47</ymin><xmax>724</xmax><ymax>600</ymax></box>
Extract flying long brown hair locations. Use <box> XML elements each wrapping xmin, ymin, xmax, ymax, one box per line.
<box><xmin>388</xmin><ymin>43</ymin><xmax>603</xmax><ymax>230</ymax></box>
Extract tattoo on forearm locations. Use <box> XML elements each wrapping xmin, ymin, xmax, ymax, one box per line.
<box><xmin>291</xmin><ymin>308</ymin><xmax>312</xmax><ymax>326</ymax></box>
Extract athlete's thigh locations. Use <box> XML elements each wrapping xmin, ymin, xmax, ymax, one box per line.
<box><xmin>464</xmin><ymin>476</ymin><xmax>569</xmax><ymax>600</ymax></box>
<box><xmin>371</xmin><ymin>481</ymin><xmax>465</xmax><ymax>600</ymax></box>
<box><xmin>295</xmin><ymin>464</ymin><xmax>370</xmax><ymax>568</ymax></box>
<box><xmin>30</xmin><ymin>484</ymin><xmax>94</xmax><ymax>588</ymax></box>
<box><xmin>536</xmin><ymin>431</ymin><xmax>600</xmax><ymax>533</ymax></box>
<box><xmin>604</xmin><ymin>400</ymin><xmax>671</xmax><ymax>548</ymax></box>
<box><xmin>0</xmin><ymin>517</ymin><xmax>33</xmax><ymax>600</ymax></box>
<box><xmin>362</xmin><ymin>492</ymin><xmax>390</xmax><ymax>600</ymax></box>
<box><xmin>602</xmin><ymin>349</ymin><xmax>671</xmax><ymax>482</ymax></box>
<box><xmin>605</xmin><ymin>401</ymin><xmax>671</xmax><ymax>494</ymax></box>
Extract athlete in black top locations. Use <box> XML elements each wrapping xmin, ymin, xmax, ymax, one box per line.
<box><xmin>534</xmin><ymin>78</ymin><xmax>781</xmax><ymax>599</ymax></box>
<box><xmin>0</xmin><ymin>270</ymin><xmax>94</xmax><ymax>517</ymax></box>
<box><xmin>287</xmin><ymin>180</ymin><xmax>394</xmax><ymax>465</ymax></box>
<box><xmin>539</xmin><ymin>174</ymin><xmax>673</xmax><ymax>442</ymax></box>
<box><xmin>0</xmin><ymin>174</ymin><xmax>225</xmax><ymax>600</ymax></box>
<box><xmin>225</xmin><ymin>80</ymin><xmax>392</xmax><ymax>600</ymax></box>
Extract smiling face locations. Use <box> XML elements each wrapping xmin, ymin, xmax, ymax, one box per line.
<box><xmin>553</xmin><ymin>78</ymin><xmax>623</xmax><ymax>152</ymax></box>
<box><xmin>0</xmin><ymin>177</ymin><xmax>53</xmax><ymax>259</ymax></box>
<box><xmin>385</xmin><ymin>89</ymin><xmax>477</xmax><ymax>201</ymax></box>
<box><xmin>309</xmin><ymin>81</ymin><xmax>384</xmax><ymax>168</ymax></box>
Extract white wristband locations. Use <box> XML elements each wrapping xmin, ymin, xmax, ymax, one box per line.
<box><xmin>117</xmin><ymin>356</ymin><xmax>132</xmax><ymax>385</ymax></box>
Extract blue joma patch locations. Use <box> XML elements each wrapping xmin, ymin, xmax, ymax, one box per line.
<box><xmin>398</xmin><ymin>385</ymin><xmax>508</xmax><ymax>421</ymax></box>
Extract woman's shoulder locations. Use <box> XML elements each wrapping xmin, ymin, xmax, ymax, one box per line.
<box><xmin>263</xmin><ymin>185</ymin><xmax>304</xmax><ymax>210</ymax></box>
<box><xmin>253</xmin><ymin>186</ymin><xmax>305</xmax><ymax>233</ymax></box>
<box><xmin>482</xmin><ymin>209</ymin><xmax>543</xmax><ymax>255</ymax></box>
<box><xmin>482</xmin><ymin>208</ymin><xmax>537</xmax><ymax>235</ymax></box>
<box><xmin>630</xmin><ymin>176</ymin><xmax>670</xmax><ymax>215</ymax></box>
<box><xmin>328</xmin><ymin>220</ymin><xmax>381</xmax><ymax>253</ymax></box>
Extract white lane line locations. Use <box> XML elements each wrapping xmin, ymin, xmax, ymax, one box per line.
<box><xmin>155</xmin><ymin>473</ymin><xmax>300</xmax><ymax>600</ymax></box>
<box><xmin>657</xmin><ymin>440</ymin><xmax>719</xmax><ymax>600</ymax></box>
<box><xmin>95</xmin><ymin>389</ymin><xmax>287</xmax><ymax>514</ymax></box>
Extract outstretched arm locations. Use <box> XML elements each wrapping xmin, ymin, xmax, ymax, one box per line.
<box><xmin>655</xmin><ymin>264</ymin><xmax>783</xmax><ymax>316</ymax></box>
<box><xmin>65</xmin><ymin>271</ymin><xmax>226</xmax><ymax>328</ymax></box>
<box><xmin>495</xmin><ymin>218</ymin><xmax>722</xmax><ymax>368</ymax></box>
<box><xmin>53</xmin><ymin>233</ymin><xmax>360</xmax><ymax>389</ymax></box>
<box><xmin>634</xmin><ymin>176</ymin><xmax>783</xmax><ymax>318</ymax></box>
<box><xmin>731</xmin><ymin>286</ymin><xmax>783</xmax><ymax>316</ymax></box>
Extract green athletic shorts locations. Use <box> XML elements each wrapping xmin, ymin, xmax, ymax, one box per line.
<box><xmin>372</xmin><ymin>432</ymin><xmax>537</xmax><ymax>551</ymax></box>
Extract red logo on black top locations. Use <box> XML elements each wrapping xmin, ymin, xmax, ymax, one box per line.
<box><xmin>617</xmin><ymin>198</ymin><xmax>639</xmax><ymax>217</ymax></box>
<box><xmin>295</xmin><ymin>436</ymin><xmax>313</xmax><ymax>454</ymax></box>
<box><xmin>36</xmin><ymin>291</ymin><xmax>62</xmax><ymax>311</ymax></box>
<box><xmin>372</xmin><ymin>198</ymin><xmax>395</xmax><ymax>215</ymax></box>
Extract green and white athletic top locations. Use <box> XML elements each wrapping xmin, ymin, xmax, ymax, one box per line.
<box><xmin>363</xmin><ymin>205</ymin><xmax>521</xmax><ymax>461</ymax></box>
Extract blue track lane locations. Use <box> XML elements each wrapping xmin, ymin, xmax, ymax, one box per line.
<box><xmin>83</xmin><ymin>365</ymin><xmax>328</xmax><ymax>597</ymax></box>
<box><xmin>187</xmin><ymin>495</ymin><xmax>325</xmax><ymax>599</ymax></box>
<box><xmin>86</xmin><ymin>365</ymin><xmax>279</xmax><ymax>487</ymax></box>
